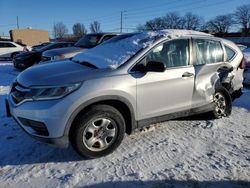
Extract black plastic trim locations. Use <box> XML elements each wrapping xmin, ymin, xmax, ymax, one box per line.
<box><xmin>63</xmin><ymin>95</ymin><xmax>137</xmax><ymax>137</ymax></box>
<box><xmin>138</xmin><ymin>103</ymin><xmax>214</xmax><ymax>128</ymax></box>
<box><xmin>11</xmin><ymin>116</ymin><xmax>68</xmax><ymax>148</ymax></box>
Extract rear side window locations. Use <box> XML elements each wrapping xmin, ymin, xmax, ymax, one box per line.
<box><xmin>224</xmin><ymin>45</ymin><xmax>236</xmax><ymax>61</ymax></box>
<box><xmin>0</xmin><ymin>42</ymin><xmax>5</xmax><ymax>48</ymax></box>
<box><xmin>194</xmin><ymin>39</ymin><xmax>224</xmax><ymax>65</ymax></box>
<box><xmin>0</xmin><ymin>42</ymin><xmax>16</xmax><ymax>48</ymax></box>
<box><xmin>6</xmin><ymin>43</ymin><xmax>16</xmax><ymax>47</ymax></box>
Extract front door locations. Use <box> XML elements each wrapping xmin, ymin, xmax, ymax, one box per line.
<box><xmin>134</xmin><ymin>39</ymin><xmax>195</xmax><ymax>120</ymax></box>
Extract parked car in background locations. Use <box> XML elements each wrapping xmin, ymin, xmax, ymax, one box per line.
<box><xmin>6</xmin><ymin>30</ymin><xmax>245</xmax><ymax>158</ymax></box>
<box><xmin>13</xmin><ymin>42</ymin><xmax>74</xmax><ymax>70</ymax></box>
<box><xmin>41</xmin><ymin>33</ymin><xmax>119</xmax><ymax>62</ymax></box>
<box><xmin>237</xmin><ymin>44</ymin><xmax>247</xmax><ymax>51</ymax></box>
<box><xmin>32</xmin><ymin>42</ymin><xmax>52</xmax><ymax>51</ymax></box>
<box><xmin>0</xmin><ymin>41</ymin><xmax>31</xmax><ymax>60</ymax></box>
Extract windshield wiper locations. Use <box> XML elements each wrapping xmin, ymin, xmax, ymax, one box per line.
<box><xmin>73</xmin><ymin>60</ymin><xmax>98</xmax><ymax>69</ymax></box>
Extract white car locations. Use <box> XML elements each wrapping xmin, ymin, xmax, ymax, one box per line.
<box><xmin>0</xmin><ymin>41</ymin><xmax>31</xmax><ymax>60</ymax></box>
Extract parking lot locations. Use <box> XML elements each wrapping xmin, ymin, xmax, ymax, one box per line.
<box><xmin>0</xmin><ymin>61</ymin><xmax>250</xmax><ymax>188</ymax></box>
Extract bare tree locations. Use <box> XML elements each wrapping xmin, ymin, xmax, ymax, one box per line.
<box><xmin>234</xmin><ymin>4</ymin><xmax>250</xmax><ymax>35</ymax></box>
<box><xmin>163</xmin><ymin>12</ymin><xmax>184</xmax><ymax>29</ymax></box>
<box><xmin>53</xmin><ymin>22</ymin><xmax>68</xmax><ymax>38</ymax></box>
<box><xmin>90</xmin><ymin>21</ymin><xmax>101</xmax><ymax>33</ymax></box>
<box><xmin>141</xmin><ymin>12</ymin><xmax>184</xmax><ymax>31</ymax></box>
<box><xmin>136</xmin><ymin>24</ymin><xmax>147</xmax><ymax>32</ymax></box>
<box><xmin>72</xmin><ymin>23</ymin><xmax>87</xmax><ymax>38</ymax></box>
<box><xmin>145</xmin><ymin>17</ymin><xmax>167</xmax><ymax>30</ymax></box>
<box><xmin>205</xmin><ymin>14</ymin><xmax>234</xmax><ymax>33</ymax></box>
<box><xmin>182</xmin><ymin>12</ymin><xmax>203</xmax><ymax>30</ymax></box>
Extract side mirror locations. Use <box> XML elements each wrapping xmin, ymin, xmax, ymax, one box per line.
<box><xmin>217</xmin><ymin>66</ymin><xmax>233</xmax><ymax>73</ymax></box>
<box><xmin>146</xmin><ymin>61</ymin><xmax>166</xmax><ymax>72</ymax></box>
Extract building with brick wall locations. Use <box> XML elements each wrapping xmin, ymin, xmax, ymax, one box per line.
<box><xmin>9</xmin><ymin>28</ymin><xmax>49</xmax><ymax>46</ymax></box>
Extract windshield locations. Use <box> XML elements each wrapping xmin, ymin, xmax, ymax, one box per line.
<box><xmin>74</xmin><ymin>34</ymin><xmax>102</xmax><ymax>48</ymax></box>
<box><xmin>73</xmin><ymin>30</ymin><xmax>211</xmax><ymax>69</ymax></box>
<box><xmin>37</xmin><ymin>43</ymin><xmax>57</xmax><ymax>52</ymax></box>
<box><xmin>72</xmin><ymin>32</ymin><xmax>165</xmax><ymax>69</ymax></box>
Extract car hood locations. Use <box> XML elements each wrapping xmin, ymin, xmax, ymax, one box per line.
<box><xmin>17</xmin><ymin>59</ymin><xmax>110</xmax><ymax>87</ymax></box>
<box><xmin>42</xmin><ymin>47</ymin><xmax>85</xmax><ymax>57</ymax></box>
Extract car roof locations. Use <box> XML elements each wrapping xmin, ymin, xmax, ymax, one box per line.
<box><xmin>86</xmin><ymin>32</ymin><xmax>120</xmax><ymax>36</ymax></box>
<box><xmin>144</xmin><ymin>29</ymin><xmax>212</xmax><ymax>38</ymax></box>
<box><xmin>0</xmin><ymin>41</ymin><xmax>13</xmax><ymax>43</ymax></box>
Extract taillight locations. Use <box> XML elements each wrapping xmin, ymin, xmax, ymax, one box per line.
<box><xmin>240</xmin><ymin>57</ymin><xmax>247</xmax><ymax>69</ymax></box>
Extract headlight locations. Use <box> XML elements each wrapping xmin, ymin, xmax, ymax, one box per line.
<box><xmin>26</xmin><ymin>82</ymin><xmax>82</xmax><ymax>101</ymax></box>
<box><xmin>53</xmin><ymin>55</ymin><xmax>65</xmax><ymax>60</ymax></box>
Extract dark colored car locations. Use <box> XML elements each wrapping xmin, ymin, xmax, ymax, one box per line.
<box><xmin>32</xmin><ymin>42</ymin><xmax>52</xmax><ymax>51</ymax></box>
<box><xmin>13</xmin><ymin>42</ymin><xmax>74</xmax><ymax>70</ymax></box>
<box><xmin>41</xmin><ymin>33</ymin><xmax>119</xmax><ymax>62</ymax></box>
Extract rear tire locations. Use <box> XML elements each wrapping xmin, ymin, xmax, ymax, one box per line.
<box><xmin>212</xmin><ymin>86</ymin><xmax>232</xmax><ymax>118</ymax></box>
<box><xmin>71</xmin><ymin>104</ymin><xmax>125</xmax><ymax>158</ymax></box>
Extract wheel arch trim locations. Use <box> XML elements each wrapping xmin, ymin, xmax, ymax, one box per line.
<box><xmin>63</xmin><ymin>95</ymin><xmax>137</xmax><ymax>138</ymax></box>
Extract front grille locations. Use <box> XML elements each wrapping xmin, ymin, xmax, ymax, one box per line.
<box><xmin>18</xmin><ymin>117</ymin><xmax>49</xmax><ymax>136</ymax></box>
<box><xmin>11</xmin><ymin>82</ymin><xmax>31</xmax><ymax>104</ymax></box>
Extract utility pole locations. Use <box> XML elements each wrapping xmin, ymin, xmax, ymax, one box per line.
<box><xmin>120</xmin><ymin>11</ymin><xmax>123</xmax><ymax>33</ymax></box>
<box><xmin>16</xmin><ymin>16</ymin><xmax>19</xmax><ymax>29</ymax></box>
<box><xmin>120</xmin><ymin>11</ymin><xmax>127</xmax><ymax>33</ymax></box>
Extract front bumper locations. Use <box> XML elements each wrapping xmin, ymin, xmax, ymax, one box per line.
<box><xmin>5</xmin><ymin>95</ymin><xmax>72</xmax><ymax>148</ymax></box>
<box><xmin>13</xmin><ymin>59</ymin><xmax>28</xmax><ymax>69</ymax></box>
<box><xmin>41</xmin><ymin>55</ymin><xmax>52</xmax><ymax>62</ymax></box>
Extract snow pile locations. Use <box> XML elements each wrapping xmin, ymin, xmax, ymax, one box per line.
<box><xmin>0</xmin><ymin>86</ymin><xmax>10</xmax><ymax>95</ymax></box>
<box><xmin>0</xmin><ymin>62</ymin><xmax>249</xmax><ymax>188</ymax></box>
<box><xmin>73</xmin><ymin>29</ymin><xmax>211</xmax><ymax>69</ymax></box>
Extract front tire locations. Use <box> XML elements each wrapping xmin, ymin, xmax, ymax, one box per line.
<box><xmin>11</xmin><ymin>52</ymin><xmax>19</xmax><ymax>59</ymax></box>
<box><xmin>71</xmin><ymin>105</ymin><xmax>125</xmax><ymax>158</ymax></box>
<box><xmin>212</xmin><ymin>87</ymin><xmax>232</xmax><ymax>118</ymax></box>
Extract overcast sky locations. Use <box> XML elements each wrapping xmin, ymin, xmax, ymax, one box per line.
<box><xmin>0</xmin><ymin>0</ymin><xmax>249</xmax><ymax>36</ymax></box>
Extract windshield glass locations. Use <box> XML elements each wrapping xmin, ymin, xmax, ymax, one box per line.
<box><xmin>72</xmin><ymin>32</ymin><xmax>163</xmax><ymax>69</ymax></box>
<box><xmin>74</xmin><ymin>34</ymin><xmax>102</xmax><ymax>48</ymax></box>
<box><xmin>37</xmin><ymin>43</ymin><xmax>57</xmax><ymax>52</ymax></box>
<box><xmin>73</xmin><ymin>30</ymin><xmax>211</xmax><ymax>69</ymax></box>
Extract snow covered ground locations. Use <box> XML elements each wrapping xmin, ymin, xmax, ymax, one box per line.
<box><xmin>0</xmin><ymin>62</ymin><xmax>250</xmax><ymax>188</ymax></box>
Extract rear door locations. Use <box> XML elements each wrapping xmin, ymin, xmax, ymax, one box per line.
<box><xmin>135</xmin><ymin>38</ymin><xmax>195</xmax><ymax>120</ymax></box>
<box><xmin>191</xmin><ymin>38</ymin><xmax>227</xmax><ymax>108</ymax></box>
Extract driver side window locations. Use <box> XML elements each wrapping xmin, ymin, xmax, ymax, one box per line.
<box><xmin>131</xmin><ymin>39</ymin><xmax>190</xmax><ymax>72</ymax></box>
<box><xmin>137</xmin><ymin>39</ymin><xmax>190</xmax><ymax>70</ymax></box>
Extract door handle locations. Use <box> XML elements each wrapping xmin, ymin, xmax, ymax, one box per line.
<box><xmin>182</xmin><ymin>72</ymin><xmax>194</xmax><ymax>78</ymax></box>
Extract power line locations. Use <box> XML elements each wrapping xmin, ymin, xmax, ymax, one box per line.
<box><xmin>0</xmin><ymin>24</ymin><xmax>16</xmax><ymax>27</ymax></box>
<box><xmin>126</xmin><ymin>0</ymin><xmax>235</xmax><ymax>23</ymax></box>
<box><xmin>125</xmin><ymin>0</ymin><xmax>180</xmax><ymax>13</ymax></box>
<box><xmin>126</xmin><ymin>0</ymin><xmax>210</xmax><ymax>17</ymax></box>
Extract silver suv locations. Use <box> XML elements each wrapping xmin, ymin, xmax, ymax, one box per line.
<box><xmin>6</xmin><ymin>30</ymin><xmax>245</xmax><ymax>158</ymax></box>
